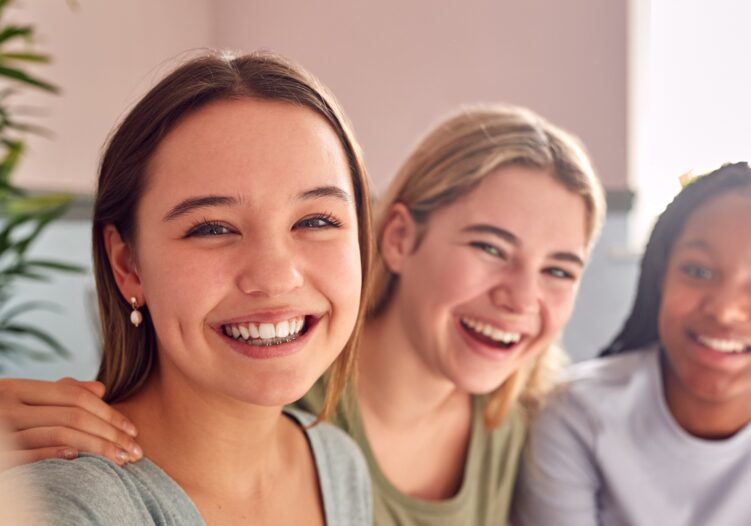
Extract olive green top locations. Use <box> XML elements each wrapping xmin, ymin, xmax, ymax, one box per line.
<box><xmin>294</xmin><ymin>381</ymin><xmax>526</xmax><ymax>526</ymax></box>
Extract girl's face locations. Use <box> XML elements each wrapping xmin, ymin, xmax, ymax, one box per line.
<box><xmin>108</xmin><ymin>99</ymin><xmax>362</xmax><ymax>407</ymax></box>
<box><xmin>382</xmin><ymin>166</ymin><xmax>589</xmax><ymax>393</ymax></box>
<box><xmin>659</xmin><ymin>191</ymin><xmax>751</xmax><ymax>403</ymax></box>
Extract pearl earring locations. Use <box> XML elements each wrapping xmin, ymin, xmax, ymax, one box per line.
<box><xmin>129</xmin><ymin>297</ymin><xmax>143</xmax><ymax>328</ymax></box>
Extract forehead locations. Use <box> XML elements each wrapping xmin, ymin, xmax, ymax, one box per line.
<box><xmin>429</xmin><ymin>165</ymin><xmax>589</xmax><ymax>250</ymax></box>
<box><xmin>676</xmin><ymin>192</ymin><xmax>751</xmax><ymax>254</ymax></box>
<box><xmin>145</xmin><ymin>98</ymin><xmax>353</xmax><ymax>200</ymax></box>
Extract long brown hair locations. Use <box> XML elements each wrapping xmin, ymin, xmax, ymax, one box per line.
<box><xmin>93</xmin><ymin>50</ymin><xmax>373</xmax><ymax>420</ymax></box>
<box><xmin>368</xmin><ymin>104</ymin><xmax>605</xmax><ymax>427</ymax></box>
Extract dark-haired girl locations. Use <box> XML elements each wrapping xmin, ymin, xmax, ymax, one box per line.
<box><xmin>513</xmin><ymin>163</ymin><xmax>751</xmax><ymax>525</ymax></box>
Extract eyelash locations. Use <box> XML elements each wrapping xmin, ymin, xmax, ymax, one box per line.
<box><xmin>544</xmin><ymin>267</ymin><xmax>576</xmax><ymax>281</ymax></box>
<box><xmin>293</xmin><ymin>212</ymin><xmax>343</xmax><ymax>230</ymax></box>
<box><xmin>184</xmin><ymin>219</ymin><xmax>234</xmax><ymax>238</ymax></box>
<box><xmin>680</xmin><ymin>262</ymin><xmax>715</xmax><ymax>281</ymax></box>
<box><xmin>470</xmin><ymin>241</ymin><xmax>577</xmax><ymax>280</ymax></box>
<box><xmin>469</xmin><ymin>241</ymin><xmax>506</xmax><ymax>259</ymax></box>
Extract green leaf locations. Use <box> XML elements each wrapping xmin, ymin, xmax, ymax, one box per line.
<box><xmin>0</xmin><ymin>52</ymin><xmax>51</xmax><ymax>64</ymax></box>
<box><xmin>0</xmin><ymin>65</ymin><xmax>58</xmax><ymax>93</ymax></box>
<box><xmin>1</xmin><ymin>322</ymin><xmax>70</xmax><ymax>357</ymax></box>
<box><xmin>0</xmin><ymin>300</ymin><xmax>61</xmax><ymax>323</ymax></box>
<box><xmin>23</xmin><ymin>258</ymin><xmax>86</xmax><ymax>274</ymax></box>
<box><xmin>0</xmin><ymin>26</ymin><xmax>32</xmax><ymax>45</ymax></box>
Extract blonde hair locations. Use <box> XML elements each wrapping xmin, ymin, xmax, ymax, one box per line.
<box><xmin>368</xmin><ymin>104</ymin><xmax>605</xmax><ymax>427</ymax></box>
<box><xmin>94</xmin><ymin>51</ymin><xmax>373</xmax><ymax>421</ymax></box>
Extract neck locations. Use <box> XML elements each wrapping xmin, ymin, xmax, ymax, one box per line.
<box><xmin>357</xmin><ymin>303</ymin><xmax>469</xmax><ymax>426</ymax></box>
<box><xmin>661</xmin><ymin>356</ymin><xmax>751</xmax><ymax>439</ymax></box>
<box><xmin>116</xmin><ymin>364</ymin><xmax>299</xmax><ymax>500</ymax></box>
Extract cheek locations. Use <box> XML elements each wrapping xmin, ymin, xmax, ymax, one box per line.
<box><xmin>304</xmin><ymin>236</ymin><xmax>362</xmax><ymax>321</ymax></box>
<box><xmin>136</xmin><ymin>241</ymin><xmax>229</xmax><ymax>328</ymax></box>
<box><xmin>542</xmin><ymin>285</ymin><xmax>579</xmax><ymax>333</ymax></box>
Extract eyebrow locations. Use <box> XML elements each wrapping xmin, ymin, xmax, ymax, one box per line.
<box><xmin>163</xmin><ymin>185</ymin><xmax>352</xmax><ymax>222</ymax></box>
<box><xmin>675</xmin><ymin>238</ymin><xmax>712</xmax><ymax>252</ymax></box>
<box><xmin>461</xmin><ymin>223</ymin><xmax>585</xmax><ymax>267</ymax></box>
<box><xmin>163</xmin><ymin>195</ymin><xmax>238</xmax><ymax>221</ymax></box>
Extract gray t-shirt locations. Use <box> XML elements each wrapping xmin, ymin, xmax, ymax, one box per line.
<box><xmin>6</xmin><ymin>407</ymin><xmax>372</xmax><ymax>525</ymax></box>
<box><xmin>512</xmin><ymin>346</ymin><xmax>751</xmax><ymax>526</ymax></box>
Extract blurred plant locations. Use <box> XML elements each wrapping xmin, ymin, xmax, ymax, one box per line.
<box><xmin>0</xmin><ymin>0</ymin><xmax>83</xmax><ymax>365</ymax></box>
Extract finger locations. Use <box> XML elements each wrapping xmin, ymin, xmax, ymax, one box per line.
<box><xmin>12</xmin><ymin>427</ymin><xmax>140</xmax><ymax>465</ymax></box>
<box><xmin>58</xmin><ymin>377</ymin><xmax>105</xmax><ymax>399</ymax></box>
<box><xmin>7</xmin><ymin>379</ymin><xmax>138</xmax><ymax>437</ymax></box>
<box><xmin>10</xmin><ymin>406</ymin><xmax>140</xmax><ymax>456</ymax></box>
<box><xmin>0</xmin><ymin>447</ymin><xmax>79</xmax><ymax>472</ymax></box>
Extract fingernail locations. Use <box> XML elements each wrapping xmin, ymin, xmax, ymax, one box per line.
<box><xmin>129</xmin><ymin>443</ymin><xmax>143</xmax><ymax>460</ymax></box>
<box><xmin>57</xmin><ymin>448</ymin><xmax>77</xmax><ymax>460</ymax></box>
<box><xmin>122</xmin><ymin>420</ymin><xmax>138</xmax><ymax>437</ymax></box>
<box><xmin>116</xmin><ymin>449</ymin><xmax>129</xmax><ymax>464</ymax></box>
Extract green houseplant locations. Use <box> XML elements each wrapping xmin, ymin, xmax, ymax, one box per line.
<box><xmin>0</xmin><ymin>0</ymin><xmax>83</xmax><ymax>365</ymax></box>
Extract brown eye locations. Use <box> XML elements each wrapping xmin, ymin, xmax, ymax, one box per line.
<box><xmin>294</xmin><ymin>213</ymin><xmax>343</xmax><ymax>230</ymax></box>
<box><xmin>185</xmin><ymin>221</ymin><xmax>234</xmax><ymax>238</ymax></box>
<box><xmin>680</xmin><ymin>262</ymin><xmax>715</xmax><ymax>280</ymax></box>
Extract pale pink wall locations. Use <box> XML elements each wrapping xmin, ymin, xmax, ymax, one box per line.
<box><xmin>13</xmin><ymin>1</ymin><xmax>212</xmax><ymax>193</ymax></box>
<box><xmin>13</xmin><ymin>1</ymin><xmax>626</xmax><ymax>193</ymax></box>
<box><xmin>212</xmin><ymin>0</ymin><xmax>628</xmax><ymax>192</ymax></box>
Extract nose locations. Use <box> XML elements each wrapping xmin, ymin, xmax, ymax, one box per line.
<box><xmin>235</xmin><ymin>235</ymin><xmax>304</xmax><ymax>298</ymax></box>
<box><xmin>490</xmin><ymin>268</ymin><xmax>539</xmax><ymax>315</ymax></box>
<box><xmin>702</xmin><ymin>280</ymin><xmax>751</xmax><ymax>326</ymax></box>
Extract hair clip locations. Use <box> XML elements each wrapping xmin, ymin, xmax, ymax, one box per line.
<box><xmin>678</xmin><ymin>170</ymin><xmax>697</xmax><ymax>189</ymax></box>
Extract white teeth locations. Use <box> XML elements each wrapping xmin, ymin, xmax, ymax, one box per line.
<box><xmin>258</xmin><ymin>323</ymin><xmax>275</xmax><ymax>339</ymax></box>
<box><xmin>461</xmin><ymin>317</ymin><xmax>521</xmax><ymax>344</ymax></box>
<box><xmin>697</xmin><ymin>334</ymin><xmax>747</xmax><ymax>353</ymax></box>
<box><xmin>223</xmin><ymin>317</ymin><xmax>306</xmax><ymax>345</ymax></box>
<box><xmin>276</xmin><ymin>320</ymin><xmax>290</xmax><ymax>338</ymax></box>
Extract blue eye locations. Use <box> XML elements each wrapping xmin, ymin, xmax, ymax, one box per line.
<box><xmin>184</xmin><ymin>221</ymin><xmax>233</xmax><ymax>238</ymax></box>
<box><xmin>681</xmin><ymin>262</ymin><xmax>715</xmax><ymax>280</ymax></box>
<box><xmin>544</xmin><ymin>267</ymin><xmax>576</xmax><ymax>281</ymax></box>
<box><xmin>294</xmin><ymin>213</ymin><xmax>343</xmax><ymax>230</ymax></box>
<box><xmin>469</xmin><ymin>241</ymin><xmax>506</xmax><ymax>259</ymax></box>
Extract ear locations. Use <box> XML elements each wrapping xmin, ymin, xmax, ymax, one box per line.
<box><xmin>103</xmin><ymin>224</ymin><xmax>143</xmax><ymax>303</ymax></box>
<box><xmin>379</xmin><ymin>202</ymin><xmax>419</xmax><ymax>274</ymax></box>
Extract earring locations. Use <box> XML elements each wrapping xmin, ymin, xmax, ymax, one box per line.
<box><xmin>129</xmin><ymin>297</ymin><xmax>143</xmax><ymax>328</ymax></box>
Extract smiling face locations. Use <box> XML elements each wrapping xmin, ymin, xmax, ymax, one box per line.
<box><xmin>659</xmin><ymin>191</ymin><xmax>751</xmax><ymax>404</ymax></box>
<box><xmin>382</xmin><ymin>165</ymin><xmax>589</xmax><ymax>393</ymax></box>
<box><xmin>106</xmin><ymin>98</ymin><xmax>362</xmax><ymax>407</ymax></box>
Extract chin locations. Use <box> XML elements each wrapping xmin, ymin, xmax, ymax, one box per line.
<box><xmin>452</xmin><ymin>370</ymin><xmax>515</xmax><ymax>396</ymax></box>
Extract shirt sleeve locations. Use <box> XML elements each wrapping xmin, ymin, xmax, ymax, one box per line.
<box><xmin>2</xmin><ymin>457</ymin><xmax>151</xmax><ymax>526</ymax></box>
<box><xmin>511</xmin><ymin>391</ymin><xmax>602</xmax><ymax>526</ymax></box>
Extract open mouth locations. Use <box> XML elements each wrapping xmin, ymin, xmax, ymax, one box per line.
<box><xmin>222</xmin><ymin>316</ymin><xmax>311</xmax><ymax>347</ymax></box>
<box><xmin>691</xmin><ymin>331</ymin><xmax>751</xmax><ymax>354</ymax></box>
<box><xmin>460</xmin><ymin>316</ymin><xmax>523</xmax><ymax>350</ymax></box>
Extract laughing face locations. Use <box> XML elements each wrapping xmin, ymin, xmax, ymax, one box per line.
<box><xmin>106</xmin><ymin>98</ymin><xmax>362</xmax><ymax>407</ymax></box>
<box><xmin>659</xmin><ymin>191</ymin><xmax>751</xmax><ymax>404</ymax></box>
<box><xmin>382</xmin><ymin>166</ymin><xmax>589</xmax><ymax>394</ymax></box>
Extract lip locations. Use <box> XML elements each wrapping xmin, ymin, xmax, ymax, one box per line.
<box><xmin>684</xmin><ymin>329</ymin><xmax>751</xmax><ymax>368</ymax></box>
<box><xmin>214</xmin><ymin>309</ymin><xmax>316</xmax><ymax>326</ymax></box>
<box><xmin>214</xmin><ymin>313</ymin><xmax>320</xmax><ymax>360</ymax></box>
<box><xmin>454</xmin><ymin>316</ymin><xmax>528</xmax><ymax>362</ymax></box>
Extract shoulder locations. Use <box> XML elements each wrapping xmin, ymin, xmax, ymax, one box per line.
<box><xmin>543</xmin><ymin>347</ymin><xmax>658</xmax><ymax>425</ymax></box>
<box><xmin>3</xmin><ymin>455</ymin><xmax>150</xmax><ymax>525</ymax></box>
<box><xmin>2</xmin><ymin>454</ymin><xmax>202</xmax><ymax>526</ymax></box>
<box><xmin>285</xmin><ymin>407</ymin><xmax>372</xmax><ymax>526</ymax></box>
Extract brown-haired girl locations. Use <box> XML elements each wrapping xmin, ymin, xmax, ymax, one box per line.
<box><xmin>1</xmin><ymin>50</ymin><xmax>374</xmax><ymax>525</ymax></box>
